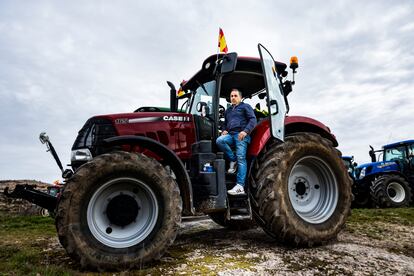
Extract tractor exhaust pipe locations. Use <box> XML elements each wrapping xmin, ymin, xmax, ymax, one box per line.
<box><xmin>167</xmin><ymin>81</ymin><xmax>177</xmax><ymax>112</ymax></box>
<box><xmin>369</xmin><ymin>145</ymin><xmax>377</xmax><ymax>162</ymax></box>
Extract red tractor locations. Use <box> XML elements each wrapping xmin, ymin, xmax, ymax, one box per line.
<box><xmin>5</xmin><ymin>44</ymin><xmax>351</xmax><ymax>271</ymax></box>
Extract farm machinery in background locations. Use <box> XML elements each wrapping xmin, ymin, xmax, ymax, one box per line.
<box><xmin>352</xmin><ymin>140</ymin><xmax>414</xmax><ymax>208</ymax></box>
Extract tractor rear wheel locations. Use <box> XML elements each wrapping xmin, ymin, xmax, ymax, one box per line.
<box><xmin>250</xmin><ymin>133</ymin><xmax>352</xmax><ymax>246</ymax></box>
<box><xmin>55</xmin><ymin>151</ymin><xmax>182</xmax><ymax>271</ymax></box>
<box><xmin>370</xmin><ymin>175</ymin><xmax>412</xmax><ymax>208</ymax></box>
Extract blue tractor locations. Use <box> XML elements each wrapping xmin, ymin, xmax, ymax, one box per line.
<box><xmin>342</xmin><ymin>156</ymin><xmax>357</xmax><ymax>180</ymax></box>
<box><xmin>354</xmin><ymin>140</ymin><xmax>414</xmax><ymax>208</ymax></box>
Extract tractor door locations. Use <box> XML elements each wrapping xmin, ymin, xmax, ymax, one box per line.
<box><xmin>407</xmin><ymin>144</ymin><xmax>414</xmax><ymax>183</ymax></box>
<box><xmin>258</xmin><ymin>44</ymin><xmax>287</xmax><ymax>142</ymax></box>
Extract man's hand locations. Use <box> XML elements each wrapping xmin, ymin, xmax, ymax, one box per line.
<box><xmin>238</xmin><ymin>131</ymin><xmax>247</xmax><ymax>141</ymax></box>
<box><xmin>221</xmin><ymin>130</ymin><xmax>228</xmax><ymax>136</ymax></box>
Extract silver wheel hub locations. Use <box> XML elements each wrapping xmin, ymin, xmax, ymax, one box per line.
<box><xmin>387</xmin><ymin>182</ymin><xmax>405</xmax><ymax>203</ymax></box>
<box><xmin>288</xmin><ymin>156</ymin><xmax>339</xmax><ymax>224</ymax></box>
<box><xmin>87</xmin><ymin>177</ymin><xmax>159</xmax><ymax>248</ymax></box>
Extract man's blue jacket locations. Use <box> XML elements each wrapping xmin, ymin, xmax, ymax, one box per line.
<box><xmin>224</xmin><ymin>102</ymin><xmax>257</xmax><ymax>134</ymax></box>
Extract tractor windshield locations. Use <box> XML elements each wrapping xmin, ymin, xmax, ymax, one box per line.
<box><xmin>408</xmin><ymin>144</ymin><xmax>414</xmax><ymax>158</ymax></box>
<box><xmin>384</xmin><ymin>146</ymin><xmax>406</xmax><ymax>162</ymax></box>
<box><xmin>189</xmin><ymin>80</ymin><xmax>216</xmax><ymax>117</ymax></box>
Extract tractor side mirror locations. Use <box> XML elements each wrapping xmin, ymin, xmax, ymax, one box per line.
<box><xmin>39</xmin><ymin>132</ymin><xmax>50</xmax><ymax>144</ymax></box>
<box><xmin>196</xmin><ymin>102</ymin><xmax>207</xmax><ymax>112</ymax></box>
<box><xmin>258</xmin><ymin>92</ymin><xmax>266</xmax><ymax>99</ymax></box>
<box><xmin>353</xmin><ymin>162</ymin><xmax>358</xmax><ymax>167</ymax></box>
<box><xmin>220</xmin><ymin>52</ymin><xmax>238</xmax><ymax>74</ymax></box>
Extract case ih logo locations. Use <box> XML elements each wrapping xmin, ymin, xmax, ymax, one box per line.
<box><xmin>163</xmin><ymin>116</ymin><xmax>190</xmax><ymax>122</ymax></box>
<box><xmin>115</xmin><ymin>118</ymin><xmax>129</xmax><ymax>124</ymax></box>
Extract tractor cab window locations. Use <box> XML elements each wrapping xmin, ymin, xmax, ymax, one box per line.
<box><xmin>384</xmin><ymin>146</ymin><xmax>406</xmax><ymax>162</ymax></box>
<box><xmin>242</xmin><ymin>89</ymin><xmax>268</xmax><ymax>122</ymax></box>
<box><xmin>188</xmin><ymin>80</ymin><xmax>216</xmax><ymax>141</ymax></box>
<box><xmin>189</xmin><ymin>80</ymin><xmax>216</xmax><ymax>118</ymax></box>
<box><xmin>408</xmin><ymin>144</ymin><xmax>414</xmax><ymax>158</ymax></box>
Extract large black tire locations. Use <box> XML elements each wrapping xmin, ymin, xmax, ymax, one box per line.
<box><xmin>370</xmin><ymin>174</ymin><xmax>412</xmax><ymax>208</ymax></box>
<box><xmin>208</xmin><ymin>212</ymin><xmax>255</xmax><ymax>230</ymax></box>
<box><xmin>351</xmin><ymin>182</ymin><xmax>371</xmax><ymax>208</ymax></box>
<box><xmin>56</xmin><ymin>151</ymin><xmax>182</xmax><ymax>271</ymax></box>
<box><xmin>250</xmin><ymin>133</ymin><xmax>352</xmax><ymax>246</ymax></box>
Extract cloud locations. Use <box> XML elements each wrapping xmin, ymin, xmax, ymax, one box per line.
<box><xmin>0</xmin><ymin>0</ymin><xmax>413</xmax><ymax>182</ymax></box>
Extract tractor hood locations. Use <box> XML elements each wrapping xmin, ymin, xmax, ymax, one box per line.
<box><xmin>102</xmin><ymin>111</ymin><xmax>192</xmax><ymax>125</ymax></box>
<box><xmin>71</xmin><ymin>111</ymin><xmax>196</xmax><ymax>169</ymax></box>
<box><xmin>355</xmin><ymin>161</ymin><xmax>400</xmax><ymax>180</ymax></box>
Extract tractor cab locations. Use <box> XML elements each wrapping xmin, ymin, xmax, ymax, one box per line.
<box><xmin>342</xmin><ymin>156</ymin><xmax>357</xmax><ymax>180</ymax></box>
<box><xmin>362</xmin><ymin>140</ymin><xmax>414</xmax><ymax>178</ymax></box>
<box><xmin>167</xmin><ymin>45</ymin><xmax>297</xmax><ymax>219</ymax></box>
<box><xmin>173</xmin><ymin>44</ymin><xmax>296</xmax><ymax>146</ymax></box>
<box><xmin>382</xmin><ymin>140</ymin><xmax>414</xmax><ymax>179</ymax></box>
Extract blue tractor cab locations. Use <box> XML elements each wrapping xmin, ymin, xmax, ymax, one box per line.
<box><xmin>341</xmin><ymin>156</ymin><xmax>357</xmax><ymax>180</ymax></box>
<box><xmin>354</xmin><ymin>140</ymin><xmax>414</xmax><ymax>208</ymax></box>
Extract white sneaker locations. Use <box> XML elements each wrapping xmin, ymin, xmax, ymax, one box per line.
<box><xmin>228</xmin><ymin>184</ymin><xmax>245</xmax><ymax>195</ymax></box>
<box><xmin>227</xmin><ymin>161</ymin><xmax>237</xmax><ymax>173</ymax></box>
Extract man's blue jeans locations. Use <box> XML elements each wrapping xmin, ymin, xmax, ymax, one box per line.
<box><xmin>216</xmin><ymin>133</ymin><xmax>251</xmax><ymax>186</ymax></box>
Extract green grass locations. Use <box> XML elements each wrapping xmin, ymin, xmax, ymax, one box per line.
<box><xmin>346</xmin><ymin>207</ymin><xmax>414</xmax><ymax>257</ymax></box>
<box><xmin>0</xmin><ymin>212</ymin><xmax>73</xmax><ymax>276</ymax></box>
<box><xmin>0</xmin><ymin>212</ymin><xmax>55</xmax><ymax>233</ymax></box>
<box><xmin>348</xmin><ymin>207</ymin><xmax>414</xmax><ymax>226</ymax></box>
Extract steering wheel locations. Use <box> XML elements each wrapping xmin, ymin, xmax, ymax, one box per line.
<box><xmin>219</xmin><ymin>104</ymin><xmax>225</xmax><ymax>119</ymax></box>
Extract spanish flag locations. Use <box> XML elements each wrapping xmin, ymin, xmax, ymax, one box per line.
<box><xmin>218</xmin><ymin>28</ymin><xmax>228</xmax><ymax>53</ymax></box>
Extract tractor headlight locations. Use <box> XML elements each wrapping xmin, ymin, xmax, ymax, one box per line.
<box><xmin>359</xmin><ymin>167</ymin><xmax>366</xmax><ymax>179</ymax></box>
<box><xmin>71</xmin><ymin>148</ymin><xmax>93</xmax><ymax>162</ymax></box>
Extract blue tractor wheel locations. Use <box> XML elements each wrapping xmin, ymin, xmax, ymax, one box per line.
<box><xmin>370</xmin><ymin>174</ymin><xmax>412</xmax><ymax>208</ymax></box>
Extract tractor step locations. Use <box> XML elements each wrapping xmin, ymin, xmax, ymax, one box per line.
<box><xmin>226</xmin><ymin>192</ymin><xmax>252</xmax><ymax>221</ymax></box>
<box><xmin>230</xmin><ymin>214</ymin><xmax>251</xmax><ymax>220</ymax></box>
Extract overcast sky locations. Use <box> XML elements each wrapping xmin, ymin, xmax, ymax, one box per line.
<box><xmin>1</xmin><ymin>1</ymin><xmax>413</xmax><ymax>182</ymax></box>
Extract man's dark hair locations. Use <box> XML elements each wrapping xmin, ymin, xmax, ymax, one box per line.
<box><xmin>231</xmin><ymin>88</ymin><xmax>242</xmax><ymax>98</ymax></box>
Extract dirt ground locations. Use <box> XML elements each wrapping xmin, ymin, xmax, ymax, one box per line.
<box><xmin>150</xmin><ymin>217</ymin><xmax>414</xmax><ymax>275</ymax></box>
<box><xmin>1</xmin><ymin>181</ymin><xmax>413</xmax><ymax>275</ymax></box>
<box><xmin>38</xmin><ymin>214</ymin><xmax>413</xmax><ymax>275</ymax></box>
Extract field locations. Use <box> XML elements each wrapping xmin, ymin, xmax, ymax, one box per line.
<box><xmin>0</xmin><ymin>208</ymin><xmax>413</xmax><ymax>275</ymax></box>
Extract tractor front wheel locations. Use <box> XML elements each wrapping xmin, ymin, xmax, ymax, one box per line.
<box><xmin>370</xmin><ymin>175</ymin><xmax>412</xmax><ymax>208</ymax></box>
<box><xmin>55</xmin><ymin>151</ymin><xmax>182</xmax><ymax>271</ymax></box>
<box><xmin>250</xmin><ymin>133</ymin><xmax>352</xmax><ymax>246</ymax></box>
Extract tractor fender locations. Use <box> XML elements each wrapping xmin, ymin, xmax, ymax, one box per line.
<box><xmin>103</xmin><ymin>135</ymin><xmax>194</xmax><ymax>215</ymax></box>
<box><xmin>248</xmin><ymin>116</ymin><xmax>338</xmax><ymax>157</ymax></box>
<box><xmin>356</xmin><ymin>171</ymin><xmax>408</xmax><ymax>189</ymax></box>
<box><xmin>362</xmin><ymin>170</ymin><xmax>406</xmax><ymax>182</ymax></box>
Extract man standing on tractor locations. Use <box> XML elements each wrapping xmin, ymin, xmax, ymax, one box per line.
<box><xmin>216</xmin><ymin>88</ymin><xmax>257</xmax><ymax>195</ymax></box>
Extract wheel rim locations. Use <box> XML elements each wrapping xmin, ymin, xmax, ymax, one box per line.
<box><xmin>288</xmin><ymin>156</ymin><xmax>339</xmax><ymax>224</ymax></box>
<box><xmin>87</xmin><ymin>177</ymin><xmax>159</xmax><ymax>248</ymax></box>
<box><xmin>40</xmin><ymin>208</ymin><xmax>49</xmax><ymax>217</ymax></box>
<box><xmin>387</xmin><ymin>182</ymin><xmax>405</xmax><ymax>203</ymax></box>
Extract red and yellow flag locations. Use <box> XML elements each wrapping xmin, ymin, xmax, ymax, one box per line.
<box><xmin>218</xmin><ymin>28</ymin><xmax>228</xmax><ymax>53</ymax></box>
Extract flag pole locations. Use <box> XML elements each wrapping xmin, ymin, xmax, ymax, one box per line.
<box><xmin>216</xmin><ymin>27</ymin><xmax>220</xmax><ymax>62</ymax></box>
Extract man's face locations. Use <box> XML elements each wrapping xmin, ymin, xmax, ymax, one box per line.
<box><xmin>230</xmin><ymin>90</ymin><xmax>241</xmax><ymax>105</ymax></box>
